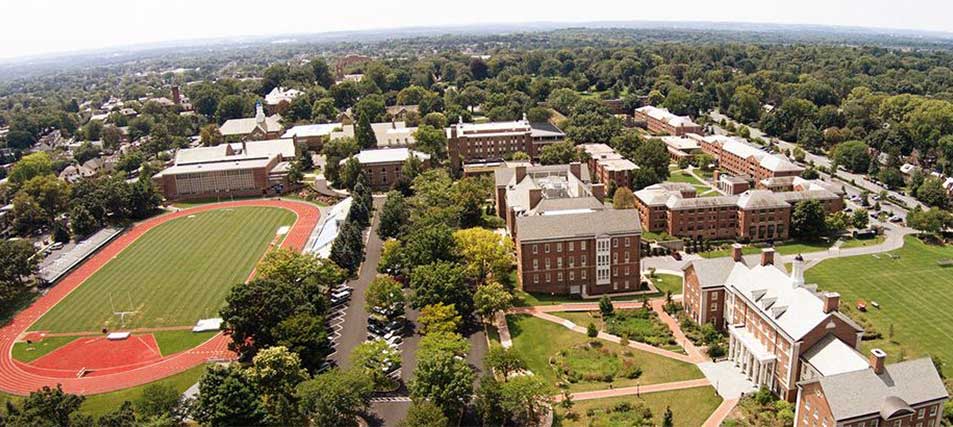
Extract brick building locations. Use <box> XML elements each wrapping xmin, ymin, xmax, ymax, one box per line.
<box><xmin>692</xmin><ymin>134</ymin><xmax>804</xmax><ymax>182</ymax></box>
<box><xmin>219</xmin><ymin>102</ymin><xmax>284</xmax><ymax>142</ymax></box>
<box><xmin>661</xmin><ymin>135</ymin><xmax>702</xmax><ymax>162</ymax></box>
<box><xmin>346</xmin><ymin>148</ymin><xmax>431</xmax><ymax>191</ymax></box>
<box><xmin>634</xmin><ymin>184</ymin><xmax>843</xmax><ymax>242</ymax></box>
<box><xmin>633</xmin><ymin>106</ymin><xmax>703</xmax><ymax>136</ymax></box>
<box><xmin>685</xmin><ymin>250</ymin><xmax>866</xmax><ymax>401</ymax></box>
<box><xmin>494</xmin><ymin>163</ymin><xmax>641</xmax><ymax>297</ymax></box>
<box><xmin>796</xmin><ymin>354</ymin><xmax>948</xmax><ymax>427</ymax></box>
<box><xmin>578</xmin><ymin>143</ymin><xmax>639</xmax><ymax>189</ymax></box>
<box><xmin>448</xmin><ymin>117</ymin><xmax>564</xmax><ymax>170</ymax></box>
<box><xmin>153</xmin><ymin>139</ymin><xmax>296</xmax><ymax>200</ymax></box>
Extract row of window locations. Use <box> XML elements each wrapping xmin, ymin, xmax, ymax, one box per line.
<box><xmin>530</xmin><ymin>237</ymin><xmax>634</xmax><ymax>255</ymax></box>
<box><xmin>530</xmin><ymin>265</ymin><xmax>635</xmax><ymax>284</ymax></box>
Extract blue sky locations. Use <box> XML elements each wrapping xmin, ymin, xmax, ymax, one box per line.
<box><xmin>1</xmin><ymin>0</ymin><xmax>952</xmax><ymax>59</ymax></box>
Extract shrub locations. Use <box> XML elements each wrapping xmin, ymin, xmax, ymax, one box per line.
<box><xmin>587</xmin><ymin>322</ymin><xmax>598</xmax><ymax>337</ymax></box>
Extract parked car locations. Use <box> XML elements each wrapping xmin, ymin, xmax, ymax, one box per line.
<box><xmin>889</xmin><ymin>215</ymin><xmax>903</xmax><ymax>223</ymax></box>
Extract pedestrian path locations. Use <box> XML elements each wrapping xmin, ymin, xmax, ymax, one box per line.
<box><xmin>703</xmin><ymin>398</ymin><xmax>740</xmax><ymax>427</ymax></box>
<box><xmin>649</xmin><ymin>299</ymin><xmax>708</xmax><ymax>363</ymax></box>
<box><xmin>555</xmin><ymin>378</ymin><xmax>711</xmax><ymax>402</ymax></box>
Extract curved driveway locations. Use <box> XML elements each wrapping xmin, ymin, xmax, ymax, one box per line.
<box><xmin>0</xmin><ymin>199</ymin><xmax>320</xmax><ymax>396</ymax></box>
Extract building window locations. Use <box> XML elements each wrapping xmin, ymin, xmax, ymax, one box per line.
<box><xmin>581</xmin><ymin>255</ymin><xmax>587</xmax><ymax>266</ymax></box>
<box><xmin>557</xmin><ymin>243</ymin><xmax>562</xmax><ymax>253</ymax></box>
<box><xmin>545</xmin><ymin>259</ymin><xmax>551</xmax><ymax>269</ymax></box>
<box><xmin>581</xmin><ymin>241</ymin><xmax>587</xmax><ymax>251</ymax></box>
<box><xmin>557</xmin><ymin>272</ymin><xmax>563</xmax><ymax>282</ymax></box>
<box><xmin>532</xmin><ymin>245</ymin><xmax>538</xmax><ymax>254</ymax></box>
<box><xmin>533</xmin><ymin>274</ymin><xmax>539</xmax><ymax>284</ymax></box>
<box><xmin>532</xmin><ymin>259</ymin><xmax>538</xmax><ymax>270</ymax></box>
<box><xmin>545</xmin><ymin>273</ymin><xmax>551</xmax><ymax>283</ymax></box>
<box><xmin>625</xmin><ymin>237</ymin><xmax>630</xmax><ymax>247</ymax></box>
<box><xmin>545</xmin><ymin>244</ymin><xmax>550</xmax><ymax>253</ymax></box>
<box><xmin>613</xmin><ymin>239</ymin><xmax>618</xmax><ymax>248</ymax></box>
<box><xmin>569</xmin><ymin>271</ymin><xmax>575</xmax><ymax>281</ymax></box>
<box><xmin>557</xmin><ymin>257</ymin><xmax>563</xmax><ymax>268</ymax></box>
<box><xmin>581</xmin><ymin>270</ymin><xmax>587</xmax><ymax>280</ymax></box>
<box><xmin>918</xmin><ymin>408</ymin><xmax>925</xmax><ymax>418</ymax></box>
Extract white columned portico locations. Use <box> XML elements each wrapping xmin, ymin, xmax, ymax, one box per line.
<box><xmin>728</xmin><ymin>325</ymin><xmax>777</xmax><ymax>389</ymax></box>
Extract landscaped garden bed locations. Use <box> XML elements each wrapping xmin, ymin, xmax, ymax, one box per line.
<box><xmin>507</xmin><ymin>315</ymin><xmax>703</xmax><ymax>392</ymax></box>
<box><xmin>553</xmin><ymin>386</ymin><xmax>723</xmax><ymax>427</ymax></box>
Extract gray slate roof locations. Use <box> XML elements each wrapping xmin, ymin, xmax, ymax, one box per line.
<box><xmin>816</xmin><ymin>358</ymin><xmax>949</xmax><ymax>421</ymax></box>
<box><xmin>516</xmin><ymin>209</ymin><xmax>641</xmax><ymax>242</ymax></box>
<box><xmin>683</xmin><ymin>257</ymin><xmax>737</xmax><ymax>289</ymax></box>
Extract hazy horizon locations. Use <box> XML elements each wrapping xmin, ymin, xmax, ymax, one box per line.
<box><xmin>3</xmin><ymin>0</ymin><xmax>953</xmax><ymax>60</ymax></box>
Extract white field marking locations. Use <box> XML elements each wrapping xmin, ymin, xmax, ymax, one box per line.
<box><xmin>276</xmin><ymin>226</ymin><xmax>290</xmax><ymax>235</ymax></box>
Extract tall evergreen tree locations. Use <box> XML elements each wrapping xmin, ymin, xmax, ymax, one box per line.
<box><xmin>355</xmin><ymin>112</ymin><xmax>376</xmax><ymax>149</ymax></box>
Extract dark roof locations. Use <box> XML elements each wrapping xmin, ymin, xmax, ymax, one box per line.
<box><xmin>516</xmin><ymin>209</ymin><xmax>641</xmax><ymax>242</ymax></box>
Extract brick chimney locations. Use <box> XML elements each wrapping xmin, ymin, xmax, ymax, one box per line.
<box><xmin>569</xmin><ymin>161</ymin><xmax>581</xmax><ymax>179</ymax></box>
<box><xmin>822</xmin><ymin>292</ymin><xmax>840</xmax><ymax>314</ymax></box>
<box><xmin>713</xmin><ymin>170</ymin><xmax>720</xmax><ymax>182</ymax></box>
<box><xmin>731</xmin><ymin>243</ymin><xmax>743</xmax><ymax>262</ymax></box>
<box><xmin>591</xmin><ymin>183</ymin><xmax>605</xmax><ymax>202</ymax></box>
<box><xmin>869</xmin><ymin>349</ymin><xmax>887</xmax><ymax>374</ymax></box>
<box><xmin>515</xmin><ymin>165</ymin><xmax>527</xmax><ymax>183</ymax></box>
<box><xmin>760</xmin><ymin>248</ymin><xmax>775</xmax><ymax>266</ymax></box>
<box><xmin>171</xmin><ymin>86</ymin><xmax>181</xmax><ymax>104</ymax></box>
<box><xmin>529</xmin><ymin>188</ymin><xmax>543</xmax><ymax>210</ymax></box>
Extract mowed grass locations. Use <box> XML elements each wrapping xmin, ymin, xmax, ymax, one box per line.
<box><xmin>30</xmin><ymin>207</ymin><xmax>295</xmax><ymax>333</ymax></box>
<box><xmin>553</xmin><ymin>386</ymin><xmax>722</xmax><ymax>427</ymax></box>
<box><xmin>507</xmin><ymin>315</ymin><xmax>702</xmax><ymax>392</ymax></box>
<box><xmin>80</xmin><ymin>364</ymin><xmax>207</xmax><ymax>418</ymax></box>
<box><xmin>805</xmin><ymin>236</ymin><xmax>953</xmax><ymax>377</ymax></box>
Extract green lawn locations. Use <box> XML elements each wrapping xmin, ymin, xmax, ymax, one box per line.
<box><xmin>838</xmin><ymin>235</ymin><xmax>886</xmax><ymax>250</ymax></box>
<box><xmin>555</xmin><ymin>310</ymin><xmax>682</xmax><ymax>353</ymax></box>
<box><xmin>650</xmin><ymin>273</ymin><xmax>683</xmax><ymax>295</ymax></box>
<box><xmin>12</xmin><ymin>330</ymin><xmax>220</xmax><ymax>363</ymax></box>
<box><xmin>12</xmin><ymin>335</ymin><xmax>80</xmax><ymax>363</ymax></box>
<box><xmin>507</xmin><ymin>315</ymin><xmax>702</xmax><ymax>392</ymax></box>
<box><xmin>80</xmin><ymin>364</ymin><xmax>207</xmax><ymax>418</ymax></box>
<box><xmin>30</xmin><ymin>207</ymin><xmax>295</xmax><ymax>333</ymax></box>
<box><xmin>553</xmin><ymin>386</ymin><xmax>722</xmax><ymax>427</ymax></box>
<box><xmin>805</xmin><ymin>236</ymin><xmax>953</xmax><ymax>377</ymax></box>
<box><xmin>699</xmin><ymin>245</ymin><xmax>761</xmax><ymax>259</ymax></box>
<box><xmin>153</xmin><ymin>330</ymin><xmax>219</xmax><ymax>356</ymax></box>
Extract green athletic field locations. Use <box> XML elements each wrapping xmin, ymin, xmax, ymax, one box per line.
<box><xmin>805</xmin><ymin>236</ymin><xmax>953</xmax><ymax>377</ymax></box>
<box><xmin>30</xmin><ymin>207</ymin><xmax>295</xmax><ymax>333</ymax></box>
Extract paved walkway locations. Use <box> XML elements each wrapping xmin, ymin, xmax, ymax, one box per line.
<box><xmin>649</xmin><ymin>299</ymin><xmax>708</xmax><ymax>363</ymax></box>
<box><xmin>0</xmin><ymin>199</ymin><xmax>321</xmax><ymax>396</ymax></box>
<box><xmin>494</xmin><ymin>312</ymin><xmax>512</xmax><ymax>348</ymax></box>
<box><xmin>703</xmin><ymin>398</ymin><xmax>740</xmax><ymax>427</ymax></box>
<box><xmin>554</xmin><ymin>378</ymin><xmax>711</xmax><ymax>402</ymax></box>
<box><xmin>697</xmin><ymin>361</ymin><xmax>757</xmax><ymax>399</ymax></box>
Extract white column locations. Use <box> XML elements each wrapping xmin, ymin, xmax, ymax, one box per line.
<box><xmin>756</xmin><ymin>362</ymin><xmax>764</xmax><ymax>386</ymax></box>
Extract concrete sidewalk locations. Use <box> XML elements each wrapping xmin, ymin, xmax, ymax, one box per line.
<box><xmin>555</xmin><ymin>378</ymin><xmax>711</xmax><ymax>402</ymax></box>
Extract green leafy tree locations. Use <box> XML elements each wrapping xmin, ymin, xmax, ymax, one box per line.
<box><xmin>409</xmin><ymin>345</ymin><xmax>475</xmax><ymax>417</ymax></box>
<box><xmin>538</xmin><ymin>141</ymin><xmax>577</xmax><ymax>165</ymax></box>
<box><xmin>297</xmin><ymin>368</ymin><xmax>373</xmax><ymax>427</ymax></box>
<box><xmin>274</xmin><ymin>313</ymin><xmax>332</xmax><ymax>373</ymax></box>
<box><xmin>453</xmin><ymin>227</ymin><xmax>513</xmax><ymax>284</ymax></box>
<box><xmin>245</xmin><ymin>346</ymin><xmax>309</xmax><ymax>426</ymax></box>
<box><xmin>355</xmin><ymin>111</ymin><xmax>376</xmax><ymax>149</ymax></box>
<box><xmin>498</xmin><ymin>375</ymin><xmax>555</xmax><ymax>426</ymax></box>
<box><xmin>612</xmin><ymin>187</ymin><xmax>636</xmax><ymax>209</ymax></box>
<box><xmin>916</xmin><ymin>177</ymin><xmax>950</xmax><ymax>208</ymax></box>
<box><xmin>378</xmin><ymin>191</ymin><xmax>408</xmax><ymax>239</ymax></box>
<box><xmin>399</xmin><ymin>401</ymin><xmax>449</xmax><ymax>427</ymax></box>
<box><xmin>907</xmin><ymin>207</ymin><xmax>953</xmax><ymax>236</ymax></box>
<box><xmin>97</xmin><ymin>400</ymin><xmax>136</xmax><ymax>427</ymax></box>
<box><xmin>831</xmin><ymin>140</ymin><xmax>871</xmax><ymax>173</ymax></box>
<box><xmin>413</xmin><ymin>125</ymin><xmax>447</xmax><ymax>161</ymax></box>
<box><xmin>69</xmin><ymin>204</ymin><xmax>99</xmax><ymax>237</ymax></box>
<box><xmin>418</xmin><ymin>303</ymin><xmax>462</xmax><ymax>335</ymax></box>
<box><xmin>791</xmin><ymin>199</ymin><xmax>828</xmax><ymax>240</ymax></box>
<box><xmin>365</xmin><ymin>275</ymin><xmax>406</xmax><ymax>318</ymax></box>
<box><xmin>219</xmin><ymin>278</ymin><xmax>317</xmax><ymax>361</ymax></box>
<box><xmin>402</xmin><ymin>224</ymin><xmax>458</xmax><ymax>268</ymax></box>
<box><xmin>410</xmin><ymin>261</ymin><xmax>472</xmax><ymax>314</ymax></box>
<box><xmin>599</xmin><ymin>295</ymin><xmax>614</xmax><ymax>317</ymax></box>
<box><xmin>662</xmin><ymin>406</ymin><xmax>674</xmax><ymax>427</ymax></box>
<box><xmin>484</xmin><ymin>346</ymin><xmax>527</xmax><ymax>380</ymax></box>
<box><xmin>9</xmin><ymin>152</ymin><xmax>54</xmax><ymax>185</ymax></box>
<box><xmin>192</xmin><ymin>365</ymin><xmax>266</xmax><ymax>427</ymax></box>
<box><xmin>633</xmin><ymin>139</ymin><xmax>670</xmax><ymax>181</ymax></box>
<box><xmin>852</xmin><ymin>209</ymin><xmax>870</xmax><ymax>229</ymax></box>
<box><xmin>351</xmin><ymin>339</ymin><xmax>402</xmax><ymax>390</ymax></box>
<box><xmin>451</xmin><ymin>177</ymin><xmax>488</xmax><ymax>228</ymax></box>
<box><xmin>473</xmin><ymin>281</ymin><xmax>514</xmax><ymax>319</ymax></box>
<box><xmin>134</xmin><ymin>383</ymin><xmax>185</xmax><ymax>424</ymax></box>
<box><xmin>1</xmin><ymin>385</ymin><xmax>87</xmax><ymax>426</ymax></box>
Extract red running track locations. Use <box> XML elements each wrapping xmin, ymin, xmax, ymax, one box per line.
<box><xmin>0</xmin><ymin>199</ymin><xmax>320</xmax><ymax>395</ymax></box>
